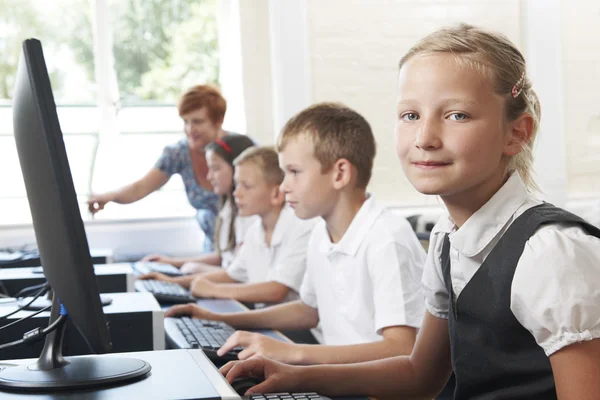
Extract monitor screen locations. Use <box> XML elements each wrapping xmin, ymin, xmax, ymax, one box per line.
<box><xmin>0</xmin><ymin>38</ymin><xmax>150</xmax><ymax>391</ymax></box>
<box><xmin>11</xmin><ymin>38</ymin><xmax>111</xmax><ymax>353</ymax></box>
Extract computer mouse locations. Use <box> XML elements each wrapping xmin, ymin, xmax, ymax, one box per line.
<box><xmin>230</xmin><ymin>376</ymin><xmax>263</xmax><ymax>395</ymax></box>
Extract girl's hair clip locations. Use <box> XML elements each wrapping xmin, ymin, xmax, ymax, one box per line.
<box><xmin>511</xmin><ymin>70</ymin><xmax>525</xmax><ymax>99</ymax></box>
<box><xmin>216</xmin><ymin>138</ymin><xmax>232</xmax><ymax>153</ymax></box>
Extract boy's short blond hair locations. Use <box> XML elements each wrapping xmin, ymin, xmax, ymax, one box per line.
<box><xmin>234</xmin><ymin>146</ymin><xmax>284</xmax><ymax>186</ymax></box>
<box><xmin>276</xmin><ymin>102</ymin><xmax>376</xmax><ymax>188</ymax></box>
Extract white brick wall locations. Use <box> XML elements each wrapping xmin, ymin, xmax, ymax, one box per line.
<box><xmin>238</xmin><ymin>0</ymin><xmax>600</xmax><ymax>209</ymax></box>
<box><xmin>561</xmin><ymin>0</ymin><xmax>600</xmax><ymax>197</ymax></box>
<box><xmin>306</xmin><ymin>0</ymin><xmax>522</xmax><ymax>206</ymax></box>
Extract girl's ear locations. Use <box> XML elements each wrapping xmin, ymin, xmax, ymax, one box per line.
<box><xmin>331</xmin><ymin>158</ymin><xmax>353</xmax><ymax>190</ymax></box>
<box><xmin>504</xmin><ymin>113</ymin><xmax>534</xmax><ymax>157</ymax></box>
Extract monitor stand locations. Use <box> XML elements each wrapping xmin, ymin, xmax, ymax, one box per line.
<box><xmin>0</xmin><ymin>294</ymin><xmax>151</xmax><ymax>390</ymax></box>
<box><xmin>18</xmin><ymin>294</ymin><xmax>113</xmax><ymax>311</ymax></box>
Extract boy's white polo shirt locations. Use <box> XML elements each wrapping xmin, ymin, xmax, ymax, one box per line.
<box><xmin>227</xmin><ymin>205</ymin><xmax>316</xmax><ymax>300</ymax></box>
<box><xmin>300</xmin><ymin>195</ymin><xmax>426</xmax><ymax>345</ymax></box>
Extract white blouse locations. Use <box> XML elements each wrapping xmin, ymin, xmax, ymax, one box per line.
<box><xmin>422</xmin><ymin>172</ymin><xmax>600</xmax><ymax>356</ymax></box>
<box><xmin>218</xmin><ymin>198</ymin><xmax>257</xmax><ymax>268</ymax></box>
<box><xmin>226</xmin><ymin>206</ymin><xmax>316</xmax><ymax>302</ymax></box>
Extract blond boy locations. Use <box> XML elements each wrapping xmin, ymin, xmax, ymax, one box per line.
<box><xmin>149</xmin><ymin>147</ymin><xmax>315</xmax><ymax>304</ymax></box>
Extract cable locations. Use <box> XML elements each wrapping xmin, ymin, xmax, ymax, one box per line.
<box><xmin>0</xmin><ymin>284</ymin><xmax>49</xmax><ymax>321</ymax></box>
<box><xmin>0</xmin><ymin>314</ymin><xmax>67</xmax><ymax>352</ymax></box>
<box><xmin>0</xmin><ymin>305</ymin><xmax>52</xmax><ymax>331</ymax></box>
<box><xmin>0</xmin><ymin>281</ymin><xmax>9</xmax><ymax>297</ymax></box>
<box><xmin>13</xmin><ymin>282</ymin><xmax>48</xmax><ymax>298</ymax></box>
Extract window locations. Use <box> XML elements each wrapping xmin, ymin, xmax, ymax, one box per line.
<box><xmin>109</xmin><ymin>0</ymin><xmax>219</xmax><ymax>103</ymax></box>
<box><xmin>0</xmin><ymin>0</ymin><xmax>220</xmax><ymax>226</ymax></box>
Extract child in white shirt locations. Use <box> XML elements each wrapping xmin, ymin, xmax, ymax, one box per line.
<box><xmin>176</xmin><ymin>146</ymin><xmax>315</xmax><ymax>303</ymax></box>
<box><xmin>167</xmin><ymin>103</ymin><xmax>426</xmax><ymax>366</ymax></box>
<box><xmin>140</xmin><ymin>134</ymin><xmax>256</xmax><ymax>274</ymax></box>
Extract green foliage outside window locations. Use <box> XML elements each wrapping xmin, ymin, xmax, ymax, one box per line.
<box><xmin>0</xmin><ymin>0</ymin><xmax>219</xmax><ymax>103</ymax></box>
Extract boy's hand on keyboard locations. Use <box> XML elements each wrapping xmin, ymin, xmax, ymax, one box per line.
<box><xmin>220</xmin><ymin>356</ymin><xmax>303</xmax><ymax>395</ymax></box>
<box><xmin>137</xmin><ymin>272</ymin><xmax>174</xmax><ymax>283</ymax></box>
<box><xmin>164</xmin><ymin>303</ymin><xmax>218</xmax><ymax>320</ymax></box>
<box><xmin>189</xmin><ymin>276</ymin><xmax>217</xmax><ymax>298</ymax></box>
<box><xmin>218</xmin><ymin>331</ymin><xmax>302</xmax><ymax>364</ymax></box>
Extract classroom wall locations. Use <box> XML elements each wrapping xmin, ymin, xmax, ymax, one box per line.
<box><xmin>560</xmin><ymin>0</ymin><xmax>600</xmax><ymax>197</ymax></box>
<box><xmin>238</xmin><ymin>0</ymin><xmax>600</xmax><ymax>218</ymax></box>
<box><xmin>305</xmin><ymin>0</ymin><xmax>522</xmax><ymax>207</ymax></box>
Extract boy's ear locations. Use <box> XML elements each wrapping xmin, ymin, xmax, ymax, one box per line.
<box><xmin>331</xmin><ymin>158</ymin><xmax>353</xmax><ymax>190</ymax></box>
<box><xmin>504</xmin><ymin>113</ymin><xmax>534</xmax><ymax>157</ymax></box>
<box><xmin>270</xmin><ymin>184</ymin><xmax>285</xmax><ymax>206</ymax></box>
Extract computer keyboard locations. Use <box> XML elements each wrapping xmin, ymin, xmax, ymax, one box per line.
<box><xmin>243</xmin><ymin>394</ymin><xmax>331</xmax><ymax>399</ymax></box>
<box><xmin>134</xmin><ymin>279</ymin><xmax>195</xmax><ymax>303</ymax></box>
<box><xmin>165</xmin><ymin>316</ymin><xmax>243</xmax><ymax>361</ymax></box>
<box><xmin>131</xmin><ymin>261</ymin><xmax>183</xmax><ymax>277</ymax></box>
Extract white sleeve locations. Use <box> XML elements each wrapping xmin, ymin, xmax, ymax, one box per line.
<box><xmin>220</xmin><ymin>249</ymin><xmax>235</xmax><ymax>269</ymax></box>
<box><xmin>299</xmin><ymin>269</ymin><xmax>317</xmax><ymax>308</ymax></box>
<box><xmin>421</xmin><ymin>231</ymin><xmax>450</xmax><ymax>319</ymax></box>
<box><xmin>269</xmin><ymin>222</ymin><xmax>313</xmax><ymax>292</ymax></box>
<box><xmin>299</xmin><ymin>232</ymin><xmax>319</xmax><ymax>309</ymax></box>
<box><xmin>225</xmin><ymin>241</ymin><xmax>251</xmax><ymax>283</ymax></box>
<box><xmin>511</xmin><ymin>224</ymin><xmax>600</xmax><ymax>356</ymax></box>
<box><xmin>367</xmin><ymin>240</ymin><xmax>426</xmax><ymax>333</ymax></box>
<box><xmin>235</xmin><ymin>215</ymin><xmax>258</xmax><ymax>244</ymax></box>
<box><xmin>227</xmin><ymin>221</ymin><xmax>261</xmax><ymax>282</ymax></box>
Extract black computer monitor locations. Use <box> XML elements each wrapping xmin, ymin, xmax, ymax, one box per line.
<box><xmin>0</xmin><ymin>39</ymin><xmax>151</xmax><ymax>391</ymax></box>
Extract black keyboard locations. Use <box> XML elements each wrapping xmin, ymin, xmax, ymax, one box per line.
<box><xmin>132</xmin><ymin>261</ymin><xmax>183</xmax><ymax>277</ymax></box>
<box><xmin>243</xmin><ymin>394</ymin><xmax>331</xmax><ymax>399</ymax></box>
<box><xmin>134</xmin><ymin>279</ymin><xmax>195</xmax><ymax>303</ymax></box>
<box><xmin>165</xmin><ymin>316</ymin><xmax>243</xmax><ymax>361</ymax></box>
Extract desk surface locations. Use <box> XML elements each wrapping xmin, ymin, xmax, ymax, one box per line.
<box><xmin>0</xmin><ymin>264</ymin><xmax>135</xmax><ymax>294</ymax></box>
<box><xmin>0</xmin><ymin>292</ymin><xmax>161</xmax><ymax>317</ymax></box>
<box><xmin>0</xmin><ymin>248</ymin><xmax>112</xmax><ymax>269</ymax></box>
<box><xmin>0</xmin><ymin>263</ymin><xmax>133</xmax><ymax>279</ymax></box>
<box><xmin>0</xmin><ymin>349</ymin><xmax>237</xmax><ymax>399</ymax></box>
<box><xmin>0</xmin><ymin>349</ymin><xmax>368</xmax><ymax>400</ymax></box>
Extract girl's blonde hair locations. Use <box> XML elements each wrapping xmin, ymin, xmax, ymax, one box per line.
<box><xmin>399</xmin><ymin>23</ymin><xmax>541</xmax><ymax>191</ymax></box>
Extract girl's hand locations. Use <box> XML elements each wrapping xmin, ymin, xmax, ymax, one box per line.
<box><xmin>220</xmin><ymin>356</ymin><xmax>305</xmax><ymax>395</ymax></box>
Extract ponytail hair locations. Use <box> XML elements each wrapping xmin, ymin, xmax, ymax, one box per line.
<box><xmin>205</xmin><ymin>134</ymin><xmax>255</xmax><ymax>254</ymax></box>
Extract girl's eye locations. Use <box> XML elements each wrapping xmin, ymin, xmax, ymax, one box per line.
<box><xmin>448</xmin><ymin>113</ymin><xmax>468</xmax><ymax>121</ymax></box>
<box><xmin>401</xmin><ymin>113</ymin><xmax>419</xmax><ymax>122</ymax></box>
